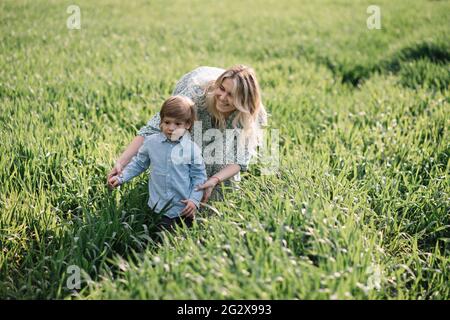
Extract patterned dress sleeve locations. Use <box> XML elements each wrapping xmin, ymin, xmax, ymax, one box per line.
<box><xmin>224</xmin><ymin>107</ymin><xmax>268</xmax><ymax>172</ymax></box>
<box><xmin>137</xmin><ymin>112</ymin><xmax>161</xmax><ymax>137</ymax></box>
<box><xmin>224</xmin><ymin>128</ymin><xmax>253</xmax><ymax>172</ymax></box>
<box><xmin>172</xmin><ymin>66</ymin><xmax>225</xmax><ymax>104</ymax></box>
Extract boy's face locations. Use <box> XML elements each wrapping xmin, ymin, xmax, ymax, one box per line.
<box><xmin>161</xmin><ymin>116</ymin><xmax>191</xmax><ymax>141</ymax></box>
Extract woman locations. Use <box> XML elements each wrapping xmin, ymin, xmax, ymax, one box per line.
<box><xmin>107</xmin><ymin>65</ymin><xmax>267</xmax><ymax>203</ymax></box>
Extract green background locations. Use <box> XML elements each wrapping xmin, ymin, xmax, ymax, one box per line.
<box><xmin>0</xmin><ymin>0</ymin><xmax>449</xmax><ymax>299</ymax></box>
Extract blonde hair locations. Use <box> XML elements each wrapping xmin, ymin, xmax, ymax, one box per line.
<box><xmin>205</xmin><ymin>65</ymin><xmax>268</xmax><ymax>156</ymax></box>
<box><xmin>159</xmin><ymin>95</ymin><xmax>196</xmax><ymax>131</ymax></box>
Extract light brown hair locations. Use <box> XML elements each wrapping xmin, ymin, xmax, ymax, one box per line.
<box><xmin>205</xmin><ymin>64</ymin><xmax>266</xmax><ymax>130</ymax></box>
<box><xmin>205</xmin><ymin>65</ymin><xmax>268</xmax><ymax>155</ymax></box>
<box><xmin>159</xmin><ymin>95</ymin><xmax>196</xmax><ymax>130</ymax></box>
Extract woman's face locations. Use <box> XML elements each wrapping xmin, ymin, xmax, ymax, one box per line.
<box><xmin>214</xmin><ymin>78</ymin><xmax>235</xmax><ymax>112</ymax></box>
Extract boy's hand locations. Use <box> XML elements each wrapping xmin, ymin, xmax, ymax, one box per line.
<box><xmin>108</xmin><ymin>176</ymin><xmax>121</xmax><ymax>189</ymax></box>
<box><xmin>180</xmin><ymin>199</ymin><xmax>197</xmax><ymax>218</ymax></box>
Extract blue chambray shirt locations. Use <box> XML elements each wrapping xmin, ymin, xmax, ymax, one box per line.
<box><xmin>118</xmin><ymin>132</ymin><xmax>207</xmax><ymax>218</ymax></box>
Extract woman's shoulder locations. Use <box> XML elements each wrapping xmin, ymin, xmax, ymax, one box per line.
<box><xmin>179</xmin><ymin>66</ymin><xmax>225</xmax><ymax>88</ymax></box>
<box><xmin>173</xmin><ymin>66</ymin><xmax>224</xmax><ymax>105</ymax></box>
<box><xmin>191</xmin><ymin>66</ymin><xmax>225</xmax><ymax>77</ymax></box>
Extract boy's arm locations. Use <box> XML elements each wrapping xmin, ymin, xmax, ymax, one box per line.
<box><xmin>188</xmin><ymin>144</ymin><xmax>207</xmax><ymax>208</ymax></box>
<box><xmin>119</xmin><ymin>140</ymin><xmax>151</xmax><ymax>184</ymax></box>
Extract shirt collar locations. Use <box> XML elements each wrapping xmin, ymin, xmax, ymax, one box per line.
<box><xmin>158</xmin><ymin>131</ymin><xmax>191</xmax><ymax>144</ymax></box>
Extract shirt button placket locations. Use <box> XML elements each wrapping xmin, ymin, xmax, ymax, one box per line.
<box><xmin>166</xmin><ymin>144</ymin><xmax>172</xmax><ymax>197</ymax></box>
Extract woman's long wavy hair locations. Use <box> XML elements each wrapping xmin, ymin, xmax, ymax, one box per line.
<box><xmin>205</xmin><ymin>65</ymin><xmax>268</xmax><ymax>159</ymax></box>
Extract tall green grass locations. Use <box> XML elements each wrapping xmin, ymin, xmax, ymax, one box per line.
<box><xmin>0</xmin><ymin>0</ymin><xmax>449</xmax><ymax>299</ymax></box>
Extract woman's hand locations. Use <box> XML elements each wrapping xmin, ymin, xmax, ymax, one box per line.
<box><xmin>107</xmin><ymin>162</ymin><xmax>124</xmax><ymax>188</ymax></box>
<box><xmin>180</xmin><ymin>199</ymin><xmax>197</xmax><ymax>218</ymax></box>
<box><xmin>195</xmin><ymin>177</ymin><xmax>220</xmax><ymax>204</ymax></box>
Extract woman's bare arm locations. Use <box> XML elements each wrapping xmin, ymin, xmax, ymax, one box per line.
<box><xmin>195</xmin><ymin>164</ymin><xmax>241</xmax><ymax>203</ymax></box>
<box><xmin>116</xmin><ymin>136</ymin><xmax>145</xmax><ymax>168</ymax></box>
<box><xmin>107</xmin><ymin>136</ymin><xmax>145</xmax><ymax>185</ymax></box>
<box><xmin>210</xmin><ymin>164</ymin><xmax>241</xmax><ymax>182</ymax></box>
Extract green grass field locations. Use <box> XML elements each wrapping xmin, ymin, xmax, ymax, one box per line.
<box><xmin>1</xmin><ymin>0</ymin><xmax>449</xmax><ymax>299</ymax></box>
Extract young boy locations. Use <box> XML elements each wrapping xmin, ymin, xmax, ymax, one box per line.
<box><xmin>109</xmin><ymin>96</ymin><xmax>207</xmax><ymax>231</ymax></box>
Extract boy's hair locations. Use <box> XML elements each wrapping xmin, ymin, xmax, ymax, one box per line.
<box><xmin>159</xmin><ymin>96</ymin><xmax>196</xmax><ymax>128</ymax></box>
